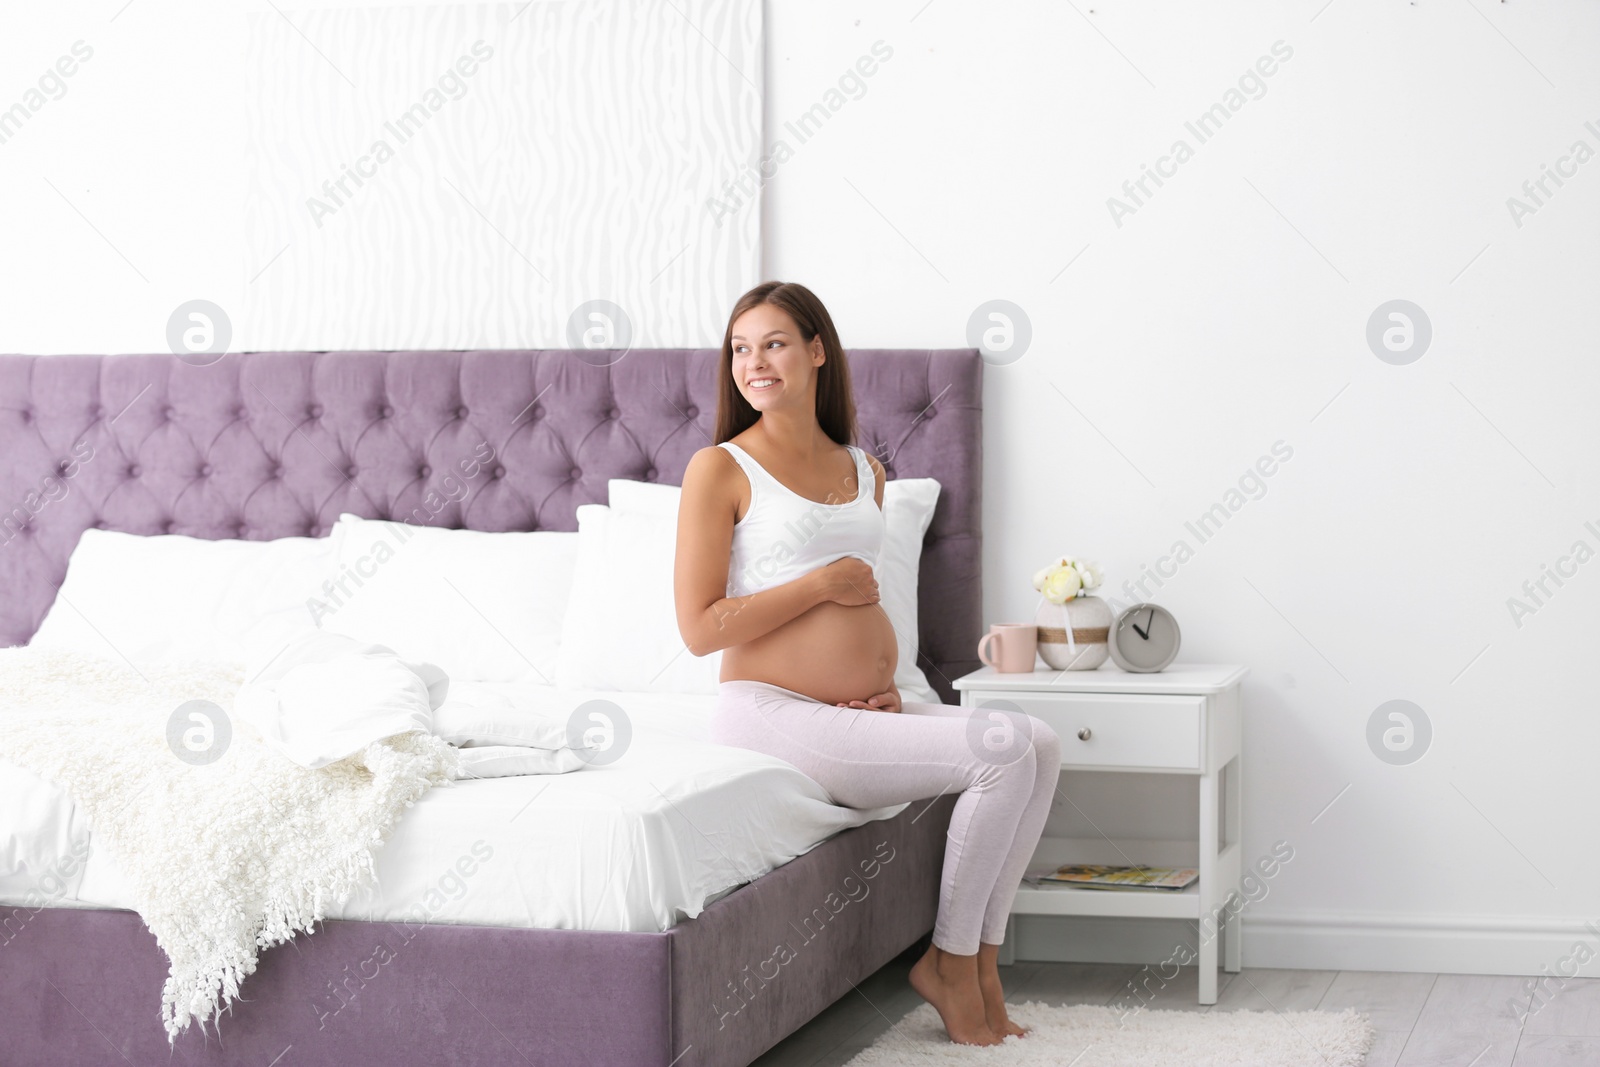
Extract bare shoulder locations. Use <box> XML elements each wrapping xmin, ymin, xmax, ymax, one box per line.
<box><xmin>682</xmin><ymin>444</ymin><xmax>743</xmax><ymax>504</ymax></box>
<box><xmin>685</xmin><ymin>443</ymin><xmax>735</xmax><ymax>481</ymax></box>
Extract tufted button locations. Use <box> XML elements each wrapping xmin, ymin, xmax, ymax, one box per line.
<box><xmin>198</xmin><ymin>464</ymin><xmax>212</xmax><ymax>477</ymax></box>
<box><xmin>235</xmin><ymin>523</ymin><xmax>247</xmax><ymax>536</ymax></box>
<box><xmin>305</xmin><ymin>525</ymin><xmax>318</xmax><ymax>537</ymax></box>
<box><xmin>456</xmin><ymin>406</ymin><xmax>469</xmax><ymax>419</ymax></box>
<box><xmin>530</xmin><ymin>405</ymin><xmax>543</xmax><ymax>420</ymax></box>
<box><xmin>20</xmin><ymin>408</ymin><xmax>31</xmax><ymax>422</ymax></box>
<box><xmin>418</xmin><ymin>465</ymin><xmax>431</xmax><ymax>478</ymax></box>
<box><xmin>605</xmin><ymin>407</ymin><xmax>618</xmax><ymax>420</ymax></box>
<box><xmin>645</xmin><ymin>467</ymin><xmax>657</xmax><ymax>480</ymax></box>
<box><xmin>884</xmin><ymin>467</ymin><xmax>895</xmax><ymax>479</ymax></box>
<box><xmin>127</xmin><ymin>464</ymin><xmax>141</xmax><ymax>478</ymax></box>
<box><xmin>94</xmin><ymin>521</ymin><xmax>107</xmax><ymax>530</ymax></box>
<box><xmin>569</xmin><ymin>467</ymin><xmax>581</xmax><ymax>480</ymax></box>
<box><xmin>235</xmin><ymin>406</ymin><xmax>247</xmax><ymax>419</ymax></box>
<box><xmin>163</xmin><ymin>407</ymin><xmax>175</xmax><ymax>420</ymax></box>
<box><xmin>308</xmin><ymin>404</ymin><xmax>323</xmax><ymax>419</ymax></box>
<box><xmin>162</xmin><ymin>521</ymin><xmax>176</xmax><ymax>534</ymax></box>
<box><xmin>90</xmin><ymin>405</ymin><xmax>103</xmax><ymax>418</ymax></box>
<box><xmin>379</xmin><ymin>405</ymin><xmax>393</xmax><ymax>419</ymax></box>
<box><xmin>57</xmin><ymin>460</ymin><xmax>71</xmax><ymax>475</ymax></box>
<box><xmin>493</xmin><ymin>465</ymin><xmax>507</xmax><ymax>480</ymax></box>
<box><xmin>684</xmin><ymin>405</ymin><xmax>698</xmax><ymax>419</ymax></box>
<box><xmin>345</xmin><ymin>465</ymin><xmax>358</xmax><ymax>479</ymax></box>
<box><xmin>272</xmin><ymin>466</ymin><xmax>285</xmax><ymax>479</ymax></box>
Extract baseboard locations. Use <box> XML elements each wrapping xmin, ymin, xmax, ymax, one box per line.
<box><xmin>1010</xmin><ymin>910</ymin><xmax>1600</xmax><ymax>978</ymax></box>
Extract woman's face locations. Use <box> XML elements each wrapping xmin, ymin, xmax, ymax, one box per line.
<box><xmin>729</xmin><ymin>304</ymin><xmax>822</xmax><ymax>413</ymax></box>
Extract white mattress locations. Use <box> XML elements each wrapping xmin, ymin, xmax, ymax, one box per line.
<box><xmin>0</xmin><ymin>686</ymin><xmax>909</xmax><ymax>932</ymax></box>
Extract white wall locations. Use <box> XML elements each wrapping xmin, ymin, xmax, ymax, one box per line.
<box><xmin>763</xmin><ymin>0</ymin><xmax>1600</xmax><ymax>975</ymax></box>
<box><xmin>3</xmin><ymin>0</ymin><xmax>1596</xmax><ymax>975</ymax></box>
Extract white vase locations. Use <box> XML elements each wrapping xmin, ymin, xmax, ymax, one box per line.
<box><xmin>1034</xmin><ymin>595</ymin><xmax>1112</xmax><ymax>670</ymax></box>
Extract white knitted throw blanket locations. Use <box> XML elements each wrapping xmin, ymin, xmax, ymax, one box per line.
<box><xmin>0</xmin><ymin>645</ymin><xmax>461</xmax><ymax>1042</ymax></box>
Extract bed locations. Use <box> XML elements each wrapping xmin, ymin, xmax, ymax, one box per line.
<box><xmin>0</xmin><ymin>347</ymin><xmax>982</xmax><ymax>1067</ymax></box>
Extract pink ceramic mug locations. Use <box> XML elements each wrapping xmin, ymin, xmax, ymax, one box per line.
<box><xmin>976</xmin><ymin>623</ymin><xmax>1038</xmax><ymax>673</ymax></box>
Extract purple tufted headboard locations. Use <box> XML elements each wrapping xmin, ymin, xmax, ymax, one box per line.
<box><xmin>0</xmin><ymin>349</ymin><xmax>982</xmax><ymax>701</ymax></box>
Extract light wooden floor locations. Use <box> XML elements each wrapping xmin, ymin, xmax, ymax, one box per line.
<box><xmin>750</xmin><ymin>940</ymin><xmax>1600</xmax><ymax>1067</ymax></box>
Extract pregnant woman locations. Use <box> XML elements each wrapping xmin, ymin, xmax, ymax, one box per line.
<box><xmin>673</xmin><ymin>281</ymin><xmax>1060</xmax><ymax>1047</ymax></box>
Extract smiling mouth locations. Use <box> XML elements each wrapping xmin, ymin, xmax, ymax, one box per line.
<box><xmin>747</xmin><ymin>377</ymin><xmax>781</xmax><ymax>392</ymax></box>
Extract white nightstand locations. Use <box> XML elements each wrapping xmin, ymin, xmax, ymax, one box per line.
<box><xmin>953</xmin><ymin>662</ymin><xmax>1248</xmax><ymax>1004</ymax></box>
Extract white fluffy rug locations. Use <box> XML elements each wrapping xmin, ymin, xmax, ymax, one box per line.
<box><xmin>843</xmin><ymin>1001</ymin><xmax>1374</xmax><ymax>1066</ymax></box>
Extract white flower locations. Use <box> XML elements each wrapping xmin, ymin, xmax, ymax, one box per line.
<box><xmin>1031</xmin><ymin>564</ymin><xmax>1053</xmax><ymax>592</ymax></box>
<box><xmin>1034</xmin><ymin>553</ymin><xmax>1102</xmax><ymax>602</ymax></box>
<box><xmin>1041</xmin><ymin>565</ymin><xmax>1081</xmax><ymax>604</ymax></box>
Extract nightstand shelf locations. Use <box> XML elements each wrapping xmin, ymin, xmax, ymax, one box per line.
<box><xmin>953</xmin><ymin>662</ymin><xmax>1248</xmax><ymax>1004</ymax></box>
<box><xmin>1011</xmin><ymin>836</ymin><xmax>1233</xmax><ymax>919</ymax></box>
<box><xmin>1011</xmin><ymin>881</ymin><xmax>1203</xmax><ymax>921</ymax></box>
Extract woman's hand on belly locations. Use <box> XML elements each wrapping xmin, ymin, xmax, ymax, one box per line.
<box><xmin>834</xmin><ymin>685</ymin><xmax>902</xmax><ymax>713</ymax></box>
<box><xmin>815</xmin><ymin>556</ymin><xmax>880</xmax><ymax>606</ymax></box>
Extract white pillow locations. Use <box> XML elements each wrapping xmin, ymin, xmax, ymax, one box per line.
<box><xmin>556</xmin><ymin>504</ymin><xmax>722</xmax><ymax>693</ymax></box>
<box><xmin>606</xmin><ymin>478</ymin><xmax>682</xmax><ymax>517</ymax></box>
<box><xmin>317</xmin><ymin>514</ymin><xmax>578</xmax><ymax>685</ymax></box>
<box><xmin>871</xmin><ymin>477</ymin><xmax>943</xmax><ymax>704</ymax></box>
<box><xmin>29</xmin><ymin>529</ymin><xmax>334</xmax><ymax>670</ymax></box>
<box><xmin>605</xmin><ymin>474</ymin><xmax>943</xmax><ymax>704</ymax></box>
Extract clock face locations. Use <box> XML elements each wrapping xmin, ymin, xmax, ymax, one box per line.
<box><xmin>1109</xmin><ymin>603</ymin><xmax>1181</xmax><ymax>673</ymax></box>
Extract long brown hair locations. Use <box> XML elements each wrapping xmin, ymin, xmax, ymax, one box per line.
<box><xmin>714</xmin><ymin>281</ymin><xmax>858</xmax><ymax>447</ymax></box>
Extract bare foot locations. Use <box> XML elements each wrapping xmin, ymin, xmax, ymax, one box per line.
<box><xmin>978</xmin><ymin>974</ymin><xmax>1028</xmax><ymax>1038</ymax></box>
<box><xmin>908</xmin><ymin>943</ymin><xmax>1004</xmax><ymax>1046</ymax></box>
<box><xmin>977</xmin><ymin>943</ymin><xmax>1029</xmax><ymax>1038</ymax></box>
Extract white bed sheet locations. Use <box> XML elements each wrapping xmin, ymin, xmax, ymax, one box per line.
<box><xmin>0</xmin><ymin>685</ymin><xmax>909</xmax><ymax>933</ymax></box>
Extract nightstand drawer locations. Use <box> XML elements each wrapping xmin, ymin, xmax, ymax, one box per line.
<box><xmin>983</xmin><ymin>693</ymin><xmax>1204</xmax><ymax>770</ymax></box>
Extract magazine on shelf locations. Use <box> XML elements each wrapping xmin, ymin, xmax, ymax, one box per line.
<box><xmin>1022</xmin><ymin>864</ymin><xmax>1199</xmax><ymax>891</ymax></box>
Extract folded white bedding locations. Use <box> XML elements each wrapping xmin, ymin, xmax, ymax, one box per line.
<box><xmin>2</xmin><ymin>685</ymin><xmax>909</xmax><ymax>933</ymax></box>
<box><xmin>234</xmin><ymin>632</ymin><xmax>596</xmax><ymax>777</ymax></box>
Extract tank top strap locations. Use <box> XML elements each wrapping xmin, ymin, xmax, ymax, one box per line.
<box><xmin>850</xmin><ymin>444</ymin><xmax>875</xmax><ymax>500</ymax></box>
<box><xmin>717</xmin><ymin>441</ymin><xmax>769</xmax><ymax>484</ymax></box>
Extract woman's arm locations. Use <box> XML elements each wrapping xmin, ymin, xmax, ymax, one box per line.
<box><xmin>673</xmin><ymin>445</ymin><xmax>873</xmax><ymax>656</ymax></box>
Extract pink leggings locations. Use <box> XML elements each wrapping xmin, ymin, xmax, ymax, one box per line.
<box><xmin>712</xmin><ymin>680</ymin><xmax>1061</xmax><ymax>956</ymax></box>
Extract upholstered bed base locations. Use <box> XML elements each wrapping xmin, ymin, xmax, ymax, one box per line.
<box><xmin>4</xmin><ymin>793</ymin><xmax>959</xmax><ymax>1067</ymax></box>
<box><xmin>0</xmin><ymin>347</ymin><xmax>982</xmax><ymax>1066</ymax></box>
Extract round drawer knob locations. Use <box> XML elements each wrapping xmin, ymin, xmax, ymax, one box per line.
<box><xmin>1077</xmin><ymin>727</ymin><xmax>1092</xmax><ymax>741</ymax></box>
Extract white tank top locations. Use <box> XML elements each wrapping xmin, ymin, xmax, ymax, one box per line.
<box><xmin>718</xmin><ymin>440</ymin><xmax>884</xmax><ymax>598</ymax></box>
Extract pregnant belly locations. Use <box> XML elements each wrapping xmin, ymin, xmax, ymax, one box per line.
<box><xmin>721</xmin><ymin>601</ymin><xmax>898</xmax><ymax>706</ymax></box>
